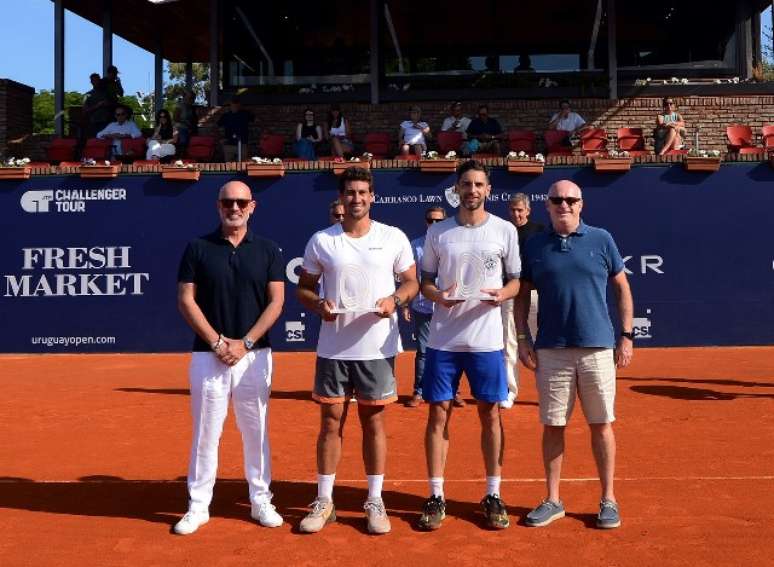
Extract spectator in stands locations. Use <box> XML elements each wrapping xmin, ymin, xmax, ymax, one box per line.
<box><xmin>96</xmin><ymin>104</ymin><xmax>142</xmax><ymax>158</ymax></box>
<box><xmin>176</xmin><ymin>90</ymin><xmax>200</xmax><ymax>149</ymax></box>
<box><xmin>293</xmin><ymin>108</ymin><xmax>324</xmax><ymax>161</ymax></box>
<box><xmin>217</xmin><ymin>95</ymin><xmax>254</xmax><ymax>162</ymax></box>
<box><xmin>654</xmin><ymin>97</ymin><xmax>686</xmax><ymax>155</ymax></box>
<box><xmin>399</xmin><ymin>106</ymin><xmax>431</xmax><ymax>157</ymax></box>
<box><xmin>83</xmin><ymin>72</ymin><xmax>112</xmax><ymax>138</ymax></box>
<box><xmin>146</xmin><ymin>109</ymin><xmax>178</xmax><ymax>161</ymax></box>
<box><xmin>515</xmin><ymin>54</ymin><xmax>535</xmax><ymax>72</ymax></box>
<box><xmin>466</xmin><ymin>104</ymin><xmax>504</xmax><ymax>155</ymax></box>
<box><xmin>103</xmin><ymin>65</ymin><xmax>124</xmax><ymax>110</ymax></box>
<box><xmin>440</xmin><ymin>101</ymin><xmax>471</xmax><ymax>154</ymax></box>
<box><xmin>548</xmin><ymin>100</ymin><xmax>587</xmax><ymax>139</ymax></box>
<box><xmin>326</xmin><ymin>104</ymin><xmax>354</xmax><ymax>159</ymax></box>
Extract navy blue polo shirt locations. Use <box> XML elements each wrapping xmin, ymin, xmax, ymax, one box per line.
<box><xmin>521</xmin><ymin>221</ymin><xmax>624</xmax><ymax>349</ymax></box>
<box><xmin>178</xmin><ymin>229</ymin><xmax>285</xmax><ymax>351</ymax></box>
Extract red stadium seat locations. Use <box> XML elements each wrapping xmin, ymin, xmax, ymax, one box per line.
<box><xmin>580</xmin><ymin>128</ymin><xmax>608</xmax><ymax>156</ymax></box>
<box><xmin>258</xmin><ymin>133</ymin><xmax>286</xmax><ymax>158</ymax></box>
<box><xmin>82</xmin><ymin>138</ymin><xmax>112</xmax><ymax>161</ymax></box>
<box><xmin>762</xmin><ymin>125</ymin><xmax>774</xmax><ymax>153</ymax></box>
<box><xmin>436</xmin><ymin>131</ymin><xmax>463</xmax><ymax>154</ymax></box>
<box><xmin>363</xmin><ymin>132</ymin><xmax>391</xmax><ymax>159</ymax></box>
<box><xmin>543</xmin><ymin>129</ymin><xmax>573</xmax><ymax>156</ymax></box>
<box><xmin>726</xmin><ymin>125</ymin><xmax>763</xmax><ymax>154</ymax></box>
<box><xmin>119</xmin><ymin>137</ymin><xmax>147</xmax><ymax>159</ymax></box>
<box><xmin>45</xmin><ymin>137</ymin><xmax>77</xmax><ymax>163</ymax></box>
<box><xmin>507</xmin><ymin>130</ymin><xmax>536</xmax><ymax>154</ymax></box>
<box><xmin>185</xmin><ymin>135</ymin><xmax>216</xmax><ymax>162</ymax></box>
<box><xmin>616</xmin><ymin>127</ymin><xmax>649</xmax><ymax>156</ymax></box>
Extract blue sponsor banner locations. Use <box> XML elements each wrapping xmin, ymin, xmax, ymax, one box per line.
<box><xmin>1</xmin><ymin>163</ymin><xmax>773</xmax><ymax>353</ymax></box>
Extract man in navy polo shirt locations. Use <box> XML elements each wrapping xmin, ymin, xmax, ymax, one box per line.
<box><xmin>515</xmin><ymin>179</ymin><xmax>633</xmax><ymax>530</ymax></box>
<box><xmin>173</xmin><ymin>180</ymin><xmax>285</xmax><ymax>535</ymax></box>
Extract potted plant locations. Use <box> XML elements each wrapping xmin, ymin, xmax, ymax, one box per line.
<box><xmin>506</xmin><ymin>151</ymin><xmax>545</xmax><ymax>174</ymax></box>
<box><xmin>80</xmin><ymin>158</ymin><xmax>121</xmax><ymax>179</ymax></box>
<box><xmin>0</xmin><ymin>157</ymin><xmax>32</xmax><ymax>180</ymax></box>
<box><xmin>161</xmin><ymin>160</ymin><xmax>201</xmax><ymax>181</ymax></box>
<box><xmin>420</xmin><ymin>150</ymin><xmax>458</xmax><ymax>173</ymax></box>
<box><xmin>333</xmin><ymin>153</ymin><xmax>372</xmax><ymax>175</ymax></box>
<box><xmin>593</xmin><ymin>150</ymin><xmax>633</xmax><ymax>172</ymax></box>
<box><xmin>684</xmin><ymin>149</ymin><xmax>722</xmax><ymax>172</ymax></box>
<box><xmin>246</xmin><ymin>156</ymin><xmax>286</xmax><ymax>178</ymax></box>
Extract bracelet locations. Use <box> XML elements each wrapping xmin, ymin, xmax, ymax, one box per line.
<box><xmin>211</xmin><ymin>334</ymin><xmax>224</xmax><ymax>352</ymax></box>
<box><xmin>516</xmin><ymin>333</ymin><xmax>529</xmax><ymax>340</ymax></box>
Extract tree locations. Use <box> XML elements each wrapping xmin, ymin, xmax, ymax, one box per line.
<box><xmin>32</xmin><ymin>90</ymin><xmax>88</xmax><ymax>134</ymax></box>
<box><xmin>165</xmin><ymin>62</ymin><xmax>210</xmax><ymax>105</ymax></box>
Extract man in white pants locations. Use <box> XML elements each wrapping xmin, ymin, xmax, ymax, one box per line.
<box><xmin>174</xmin><ymin>180</ymin><xmax>285</xmax><ymax>535</ymax></box>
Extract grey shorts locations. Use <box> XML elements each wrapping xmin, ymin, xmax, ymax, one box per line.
<box><xmin>313</xmin><ymin>357</ymin><xmax>397</xmax><ymax>405</ymax></box>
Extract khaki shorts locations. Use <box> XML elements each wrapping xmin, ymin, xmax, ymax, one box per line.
<box><xmin>535</xmin><ymin>348</ymin><xmax>616</xmax><ymax>426</ymax></box>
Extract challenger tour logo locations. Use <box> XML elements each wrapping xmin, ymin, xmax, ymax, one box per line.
<box><xmin>21</xmin><ymin>187</ymin><xmax>127</xmax><ymax>213</ymax></box>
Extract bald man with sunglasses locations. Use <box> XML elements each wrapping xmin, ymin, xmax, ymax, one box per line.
<box><xmin>174</xmin><ymin>180</ymin><xmax>285</xmax><ymax>535</ymax></box>
<box><xmin>515</xmin><ymin>180</ymin><xmax>633</xmax><ymax>530</ymax></box>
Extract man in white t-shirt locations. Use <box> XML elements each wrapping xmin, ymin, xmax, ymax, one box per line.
<box><xmin>296</xmin><ymin>167</ymin><xmax>419</xmax><ymax>535</ymax></box>
<box><xmin>399</xmin><ymin>105</ymin><xmax>431</xmax><ymax>157</ymax></box>
<box><xmin>548</xmin><ymin>100</ymin><xmax>587</xmax><ymax>140</ymax></box>
<box><xmin>417</xmin><ymin>160</ymin><xmax>521</xmax><ymax>532</ymax></box>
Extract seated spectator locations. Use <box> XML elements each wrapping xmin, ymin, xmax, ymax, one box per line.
<box><xmin>216</xmin><ymin>95</ymin><xmax>254</xmax><ymax>162</ymax></box>
<box><xmin>466</xmin><ymin>104</ymin><xmax>504</xmax><ymax>155</ymax></box>
<box><xmin>96</xmin><ymin>104</ymin><xmax>142</xmax><ymax>158</ymax></box>
<box><xmin>146</xmin><ymin>109</ymin><xmax>178</xmax><ymax>161</ymax></box>
<box><xmin>548</xmin><ymin>100</ymin><xmax>586</xmax><ymax>136</ymax></box>
<box><xmin>83</xmin><ymin>72</ymin><xmax>112</xmax><ymax>138</ymax></box>
<box><xmin>175</xmin><ymin>90</ymin><xmax>200</xmax><ymax>149</ymax></box>
<box><xmin>326</xmin><ymin>104</ymin><xmax>354</xmax><ymax>158</ymax></box>
<box><xmin>440</xmin><ymin>101</ymin><xmax>471</xmax><ymax>153</ymax></box>
<box><xmin>654</xmin><ymin>97</ymin><xmax>686</xmax><ymax>155</ymax></box>
<box><xmin>399</xmin><ymin>106</ymin><xmax>431</xmax><ymax>157</ymax></box>
<box><xmin>293</xmin><ymin>108</ymin><xmax>323</xmax><ymax>160</ymax></box>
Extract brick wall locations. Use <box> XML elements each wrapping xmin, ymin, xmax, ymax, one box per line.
<box><xmin>0</xmin><ymin>79</ymin><xmax>34</xmax><ymax>158</ymax></box>
<box><xmin>201</xmin><ymin>95</ymin><xmax>774</xmax><ymax>154</ymax></box>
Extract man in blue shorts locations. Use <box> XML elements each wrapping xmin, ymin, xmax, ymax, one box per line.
<box><xmin>417</xmin><ymin>160</ymin><xmax>521</xmax><ymax>530</ymax></box>
<box><xmin>515</xmin><ymin>179</ymin><xmax>633</xmax><ymax>530</ymax></box>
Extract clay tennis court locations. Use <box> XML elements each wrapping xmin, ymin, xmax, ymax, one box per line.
<box><xmin>1</xmin><ymin>346</ymin><xmax>772</xmax><ymax>566</ymax></box>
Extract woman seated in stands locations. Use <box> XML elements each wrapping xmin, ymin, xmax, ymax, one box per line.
<box><xmin>293</xmin><ymin>108</ymin><xmax>323</xmax><ymax>160</ymax></box>
<box><xmin>326</xmin><ymin>104</ymin><xmax>354</xmax><ymax>159</ymax></box>
<box><xmin>655</xmin><ymin>97</ymin><xmax>686</xmax><ymax>155</ymax></box>
<box><xmin>399</xmin><ymin>106</ymin><xmax>431</xmax><ymax>157</ymax></box>
<box><xmin>146</xmin><ymin>109</ymin><xmax>178</xmax><ymax>161</ymax></box>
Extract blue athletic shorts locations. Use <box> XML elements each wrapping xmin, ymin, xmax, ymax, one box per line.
<box><xmin>422</xmin><ymin>348</ymin><xmax>508</xmax><ymax>403</ymax></box>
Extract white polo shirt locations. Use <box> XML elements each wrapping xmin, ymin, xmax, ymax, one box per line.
<box><xmin>549</xmin><ymin>112</ymin><xmax>586</xmax><ymax>133</ymax></box>
<box><xmin>302</xmin><ymin>221</ymin><xmax>415</xmax><ymax>360</ymax></box>
<box><xmin>400</xmin><ymin>121</ymin><xmax>429</xmax><ymax>145</ymax></box>
<box><xmin>422</xmin><ymin>214</ymin><xmax>521</xmax><ymax>352</ymax></box>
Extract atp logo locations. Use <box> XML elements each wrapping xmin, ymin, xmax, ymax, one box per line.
<box><xmin>20</xmin><ymin>190</ymin><xmax>54</xmax><ymax>213</ymax></box>
<box><xmin>444</xmin><ymin>186</ymin><xmax>460</xmax><ymax>208</ymax></box>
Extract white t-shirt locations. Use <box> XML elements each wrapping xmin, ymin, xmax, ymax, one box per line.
<box><xmin>549</xmin><ymin>111</ymin><xmax>586</xmax><ymax>133</ymax></box>
<box><xmin>422</xmin><ymin>214</ymin><xmax>521</xmax><ymax>352</ymax></box>
<box><xmin>400</xmin><ymin>121</ymin><xmax>429</xmax><ymax>145</ymax></box>
<box><xmin>441</xmin><ymin>116</ymin><xmax>472</xmax><ymax>139</ymax></box>
<box><xmin>302</xmin><ymin>221</ymin><xmax>415</xmax><ymax>360</ymax></box>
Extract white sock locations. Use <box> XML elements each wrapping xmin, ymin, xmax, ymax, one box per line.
<box><xmin>486</xmin><ymin>475</ymin><xmax>501</xmax><ymax>496</ymax></box>
<box><xmin>317</xmin><ymin>473</ymin><xmax>335</xmax><ymax>501</ymax></box>
<box><xmin>367</xmin><ymin>474</ymin><xmax>384</xmax><ymax>499</ymax></box>
<box><xmin>429</xmin><ymin>477</ymin><xmax>444</xmax><ymax>498</ymax></box>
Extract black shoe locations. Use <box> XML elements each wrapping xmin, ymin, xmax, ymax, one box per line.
<box><xmin>417</xmin><ymin>495</ymin><xmax>446</xmax><ymax>531</ymax></box>
<box><xmin>481</xmin><ymin>494</ymin><xmax>510</xmax><ymax>529</ymax></box>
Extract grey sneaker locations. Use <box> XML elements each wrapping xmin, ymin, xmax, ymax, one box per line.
<box><xmin>596</xmin><ymin>500</ymin><xmax>621</xmax><ymax>529</ymax></box>
<box><xmin>364</xmin><ymin>497</ymin><xmax>391</xmax><ymax>534</ymax></box>
<box><xmin>525</xmin><ymin>499</ymin><xmax>565</xmax><ymax>527</ymax></box>
<box><xmin>299</xmin><ymin>497</ymin><xmax>336</xmax><ymax>533</ymax></box>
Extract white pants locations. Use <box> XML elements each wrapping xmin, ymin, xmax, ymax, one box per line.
<box><xmin>146</xmin><ymin>140</ymin><xmax>176</xmax><ymax>160</ymax></box>
<box><xmin>501</xmin><ymin>290</ymin><xmax>539</xmax><ymax>399</ymax></box>
<box><xmin>187</xmin><ymin>349</ymin><xmax>273</xmax><ymax>512</ymax></box>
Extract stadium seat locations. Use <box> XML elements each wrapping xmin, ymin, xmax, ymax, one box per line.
<box><xmin>82</xmin><ymin>138</ymin><xmax>113</xmax><ymax>161</ymax></box>
<box><xmin>258</xmin><ymin>133</ymin><xmax>286</xmax><ymax>158</ymax></box>
<box><xmin>120</xmin><ymin>137</ymin><xmax>147</xmax><ymax>159</ymax></box>
<box><xmin>363</xmin><ymin>132</ymin><xmax>391</xmax><ymax>159</ymax></box>
<box><xmin>185</xmin><ymin>135</ymin><xmax>216</xmax><ymax>162</ymax></box>
<box><xmin>616</xmin><ymin>127</ymin><xmax>649</xmax><ymax>156</ymax></box>
<box><xmin>726</xmin><ymin>125</ymin><xmax>763</xmax><ymax>155</ymax></box>
<box><xmin>762</xmin><ymin>125</ymin><xmax>774</xmax><ymax>153</ymax></box>
<box><xmin>507</xmin><ymin>130</ymin><xmax>536</xmax><ymax>154</ymax></box>
<box><xmin>45</xmin><ymin>137</ymin><xmax>78</xmax><ymax>163</ymax></box>
<box><xmin>580</xmin><ymin>128</ymin><xmax>609</xmax><ymax>156</ymax></box>
<box><xmin>437</xmin><ymin>131</ymin><xmax>463</xmax><ymax>154</ymax></box>
<box><xmin>543</xmin><ymin>129</ymin><xmax>573</xmax><ymax>156</ymax></box>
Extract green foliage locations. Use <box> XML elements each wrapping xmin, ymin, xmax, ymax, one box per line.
<box><xmin>32</xmin><ymin>90</ymin><xmax>86</xmax><ymax>134</ymax></box>
<box><xmin>166</xmin><ymin>62</ymin><xmax>210</xmax><ymax>104</ymax></box>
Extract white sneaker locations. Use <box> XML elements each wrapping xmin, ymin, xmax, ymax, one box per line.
<box><xmin>499</xmin><ymin>392</ymin><xmax>516</xmax><ymax>409</ymax></box>
<box><xmin>251</xmin><ymin>501</ymin><xmax>283</xmax><ymax>528</ymax></box>
<box><xmin>173</xmin><ymin>510</ymin><xmax>209</xmax><ymax>535</ymax></box>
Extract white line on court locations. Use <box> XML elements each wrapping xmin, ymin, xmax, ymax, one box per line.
<box><xmin>2</xmin><ymin>476</ymin><xmax>773</xmax><ymax>484</ymax></box>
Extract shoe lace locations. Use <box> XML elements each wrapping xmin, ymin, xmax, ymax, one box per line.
<box><xmin>308</xmin><ymin>499</ymin><xmax>328</xmax><ymax>516</ymax></box>
<box><xmin>423</xmin><ymin>496</ymin><xmax>443</xmax><ymax>515</ymax></box>
<box><xmin>483</xmin><ymin>494</ymin><xmax>506</xmax><ymax>514</ymax></box>
<box><xmin>364</xmin><ymin>499</ymin><xmax>386</xmax><ymax>516</ymax></box>
<box><xmin>257</xmin><ymin>502</ymin><xmax>276</xmax><ymax>514</ymax></box>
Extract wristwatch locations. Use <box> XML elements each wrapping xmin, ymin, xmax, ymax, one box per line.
<box><xmin>392</xmin><ymin>294</ymin><xmax>402</xmax><ymax>308</ymax></box>
<box><xmin>243</xmin><ymin>337</ymin><xmax>255</xmax><ymax>350</ymax></box>
<box><xmin>620</xmin><ymin>331</ymin><xmax>635</xmax><ymax>341</ymax></box>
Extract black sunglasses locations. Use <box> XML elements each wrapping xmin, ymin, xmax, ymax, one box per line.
<box><xmin>219</xmin><ymin>198</ymin><xmax>252</xmax><ymax>209</ymax></box>
<box><xmin>548</xmin><ymin>196</ymin><xmax>582</xmax><ymax>206</ymax></box>
<box><xmin>426</xmin><ymin>217</ymin><xmax>443</xmax><ymax>223</ymax></box>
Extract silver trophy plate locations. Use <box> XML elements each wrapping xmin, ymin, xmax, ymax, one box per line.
<box><xmin>446</xmin><ymin>252</ymin><xmax>495</xmax><ymax>301</ymax></box>
<box><xmin>331</xmin><ymin>264</ymin><xmax>381</xmax><ymax>313</ymax></box>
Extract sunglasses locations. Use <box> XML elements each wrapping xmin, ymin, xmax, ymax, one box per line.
<box><xmin>548</xmin><ymin>196</ymin><xmax>582</xmax><ymax>206</ymax></box>
<box><xmin>426</xmin><ymin>217</ymin><xmax>443</xmax><ymax>223</ymax></box>
<box><xmin>332</xmin><ymin>213</ymin><xmax>345</xmax><ymax>219</ymax></box>
<box><xmin>219</xmin><ymin>198</ymin><xmax>252</xmax><ymax>209</ymax></box>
